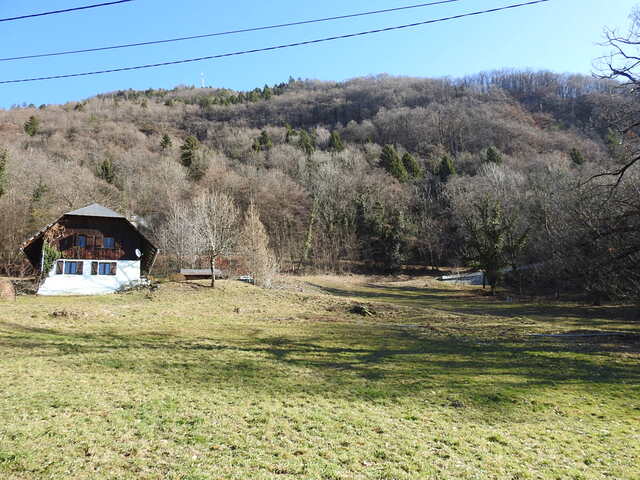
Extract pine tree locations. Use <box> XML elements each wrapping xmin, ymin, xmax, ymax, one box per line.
<box><xmin>284</xmin><ymin>123</ymin><xmax>296</xmax><ymax>144</ymax></box>
<box><xmin>402</xmin><ymin>152</ymin><xmax>423</xmax><ymax>179</ymax></box>
<box><xmin>0</xmin><ymin>149</ymin><xmax>8</xmax><ymax>197</ymax></box>
<box><xmin>605</xmin><ymin>128</ymin><xmax>624</xmax><ymax>160</ymax></box>
<box><xmin>570</xmin><ymin>148</ymin><xmax>585</xmax><ymax>165</ymax></box>
<box><xmin>180</xmin><ymin>136</ymin><xmax>199</xmax><ymax>167</ymax></box>
<box><xmin>298</xmin><ymin>130</ymin><xmax>316</xmax><ymax>157</ymax></box>
<box><xmin>328</xmin><ymin>131</ymin><xmax>345</xmax><ymax>153</ymax></box>
<box><xmin>160</xmin><ymin>134</ymin><xmax>173</xmax><ymax>152</ymax></box>
<box><xmin>380</xmin><ymin>145</ymin><xmax>408</xmax><ymax>182</ymax></box>
<box><xmin>462</xmin><ymin>198</ymin><xmax>508</xmax><ymax>295</ymax></box>
<box><xmin>253</xmin><ymin>130</ymin><xmax>273</xmax><ymax>152</ymax></box>
<box><xmin>24</xmin><ymin>116</ymin><xmax>40</xmax><ymax>136</ymax></box>
<box><xmin>485</xmin><ymin>146</ymin><xmax>503</xmax><ymax>164</ymax></box>
<box><xmin>437</xmin><ymin>155</ymin><xmax>457</xmax><ymax>182</ymax></box>
<box><xmin>187</xmin><ymin>153</ymin><xmax>209</xmax><ymax>182</ymax></box>
<box><xmin>98</xmin><ymin>158</ymin><xmax>116</xmax><ymax>184</ymax></box>
<box><xmin>355</xmin><ymin>199</ymin><xmax>407</xmax><ymax>272</ymax></box>
<box><xmin>28</xmin><ymin>180</ymin><xmax>49</xmax><ymax>231</ymax></box>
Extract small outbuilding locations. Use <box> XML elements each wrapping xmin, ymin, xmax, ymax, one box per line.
<box><xmin>22</xmin><ymin>203</ymin><xmax>158</xmax><ymax>296</ymax></box>
<box><xmin>180</xmin><ymin>268</ymin><xmax>225</xmax><ymax>281</ymax></box>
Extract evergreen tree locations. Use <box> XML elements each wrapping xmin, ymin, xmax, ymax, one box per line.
<box><xmin>298</xmin><ymin>130</ymin><xmax>316</xmax><ymax>157</ymax></box>
<box><xmin>437</xmin><ymin>155</ymin><xmax>457</xmax><ymax>182</ymax></box>
<box><xmin>180</xmin><ymin>136</ymin><xmax>199</xmax><ymax>167</ymax></box>
<box><xmin>328</xmin><ymin>131</ymin><xmax>345</xmax><ymax>153</ymax></box>
<box><xmin>98</xmin><ymin>158</ymin><xmax>116</xmax><ymax>184</ymax></box>
<box><xmin>356</xmin><ymin>199</ymin><xmax>407</xmax><ymax>272</ymax></box>
<box><xmin>0</xmin><ymin>149</ymin><xmax>7</xmax><ymax>197</ymax></box>
<box><xmin>28</xmin><ymin>180</ymin><xmax>49</xmax><ymax>231</ymax></box>
<box><xmin>379</xmin><ymin>145</ymin><xmax>408</xmax><ymax>182</ymax></box>
<box><xmin>485</xmin><ymin>146</ymin><xmax>503</xmax><ymax>164</ymax></box>
<box><xmin>605</xmin><ymin>128</ymin><xmax>624</xmax><ymax>160</ymax></box>
<box><xmin>570</xmin><ymin>148</ymin><xmax>585</xmax><ymax>165</ymax></box>
<box><xmin>383</xmin><ymin>209</ymin><xmax>407</xmax><ymax>271</ymax></box>
<box><xmin>253</xmin><ymin>130</ymin><xmax>273</xmax><ymax>152</ymax></box>
<box><xmin>187</xmin><ymin>153</ymin><xmax>209</xmax><ymax>182</ymax></box>
<box><xmin>160</xmin><ymin>134</ymin><xmax>173</xmax><ymax>152</ymax></box>
<box><xmin>284</xmin><ymin>124</ymin><xmax>295</xmax><ymax>144</ymax></box>
<box><xmin>24</xmin><ymin>116</ymin><xmax>40</xmax><ymax>136</ymax></box>
<box><xmin>31</xmin><ymin>181</ymin><xmax>48</xmax><ymax>203</ymax></box>
<box><xmin>402</xmin><ymin>152</ymin><xmax>423</xmax><ymax>179</ymax></box>
<box><xmin>462</xmin><ymin>198</ymin><xmax>508</xmax><ymax>295</ymax></box>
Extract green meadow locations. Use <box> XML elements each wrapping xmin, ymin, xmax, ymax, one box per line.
<box><xmin>0</xmin><ymin>277</ymin><xmax>638</xmax><ymax>479</ymax></box>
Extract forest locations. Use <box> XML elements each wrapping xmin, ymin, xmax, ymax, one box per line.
<box><xmin>0</xmin><ymin>67</ymin><xmax>638</xmax><ymax>301</ymax></box>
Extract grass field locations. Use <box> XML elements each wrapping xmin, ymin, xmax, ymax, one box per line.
<box><xmin>0</xmin><ymin>276</ymin><xmax>638</xmax><ymax>480</ymax></box>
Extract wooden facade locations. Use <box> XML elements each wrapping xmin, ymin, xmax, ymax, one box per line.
<box><xmin>54</xmin><ymin>216</ymin><xmax>139</xmax><ymax>261</ymax></box>
<box><xmin>22</xmin><ymin>205</ymin><xmax>158</xmax><ymax>275</ymax></box>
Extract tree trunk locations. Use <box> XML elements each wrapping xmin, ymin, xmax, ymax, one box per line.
<box><xmin>210</xmin><ymin>255</ymin><xmax>216</xmax><ymax>288</ymax></box>
<box><xmin>300</xmin><ymin>199</ymin><xmax>318</xmax><ymax>269</ymax></box>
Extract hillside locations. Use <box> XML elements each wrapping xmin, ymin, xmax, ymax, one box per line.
<box><xmin>0</xmin><ymin>71</ymin><xmax>637</xmax><ymax>299</ymax></box>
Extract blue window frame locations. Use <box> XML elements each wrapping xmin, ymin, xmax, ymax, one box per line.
<box><xmin>103</xmin><ymin>237</ymin><xmax>115</xmax><ymax>249</ymax></box>
<box><xmin>64</xmin><ymin>261</ymin><xmax>82</xmax><ymax>275</ymax></box>
<box><xmin>76</xmin><ymin>235</ymin><xmax>86</xmax><ymax>247</ymax></box>
<box><xmin>98</xmin><ymin>262</ymin><xmax>116</xmax><ymax>275</ymax></box>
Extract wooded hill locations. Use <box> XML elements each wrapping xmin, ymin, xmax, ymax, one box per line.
<box><xmin>0</xmin><ymin>71</ymin><xmax>638</xmax><ymax>300</ymax></box>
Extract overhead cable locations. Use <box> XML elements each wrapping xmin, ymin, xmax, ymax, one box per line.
<box><xmin>0</xmin><ymin>0</ymin><xmax>133</xmax><ymax>23</ymax></box>
<box><xmin>0</xmin><ymin>0</ymin><xmax>464</xmax><ymax>62</ymax></box>
<box><xmin>0</xmin><ymin>0</ymin><xmax>553</xmax><ymax>85</ymax></box>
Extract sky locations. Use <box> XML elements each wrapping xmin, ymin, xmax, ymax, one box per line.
<box><xmin>0</xmin><ymin>0</ymin><xmax>636</xmax><ymax>108</ymax></box>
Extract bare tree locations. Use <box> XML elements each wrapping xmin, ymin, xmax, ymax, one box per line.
<box><xmin>155</xmin><ymin>196</ymin><xmax>198</xmax><ymax>271</ymax></box>
<box><xmin>594</xmin><ymin>7</ymin><xmax>640</xmax><ymax>185</ymax></box>
<box><xmin>193</xmin><ymin>190</ymin><xmax>239</xmax><ymax>288</ymax></box>
<box><xmin>240</xmin><ymin>201</ymin><xmax>278</xmax><ymax>288</ymax></box>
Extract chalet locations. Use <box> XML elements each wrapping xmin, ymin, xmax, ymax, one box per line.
<box><xmin>22</xmin><ymin>203</ymin><xmax>158</xmax><ymax>296</ymax></box>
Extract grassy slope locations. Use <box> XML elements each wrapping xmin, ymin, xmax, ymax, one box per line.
<box><xmin>0</xmin><ymin>277</ymin><xmax>638</xmax><ymax>480</ymax></box>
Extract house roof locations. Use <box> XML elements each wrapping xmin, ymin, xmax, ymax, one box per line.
<box><xmin>180</xmin><ymin>269</ymin><xmax>224</xmax><ymax>277</ymax></box>
<box><xmin>65</xmin><ymin>203</ymin><xmax>125</xmax><ymax>219</ymax></box>
<box><xmin>21</xmin><ymin>203</ymin><xmax>160</xmax><ymax>274</ymax></box>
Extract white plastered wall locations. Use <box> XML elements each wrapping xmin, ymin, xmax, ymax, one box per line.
<box><xmin>38</xmin><ymin>260</ymin><xmax>142</xmax><ymax>296</ymax></box>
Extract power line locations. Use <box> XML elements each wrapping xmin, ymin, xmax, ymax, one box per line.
<box><xmin>0</xmin><ymin>1</ymin><xmax>133</xmax><ymax>23</ymax></box>
<box><xmin>0</xmin><ymin>0</ymin><xmax>552</xmax><ymax>85</ymax></box>
<box><xmin>1</xmin><ymin>0</ymin><xmax>464</xmax><ymax>62</ymax></box>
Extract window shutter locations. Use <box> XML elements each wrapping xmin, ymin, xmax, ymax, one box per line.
<box><xmin>110</xmin><ymin>262</ymin><xmax>117</xmax><ymax>275</ymax></box>
<box><xmin>56</xmin><ymin>261</ymin><xmax>63</xmax><ymax>275</ymax></box>
<box><xmin>91</xmin><ymin>262</ymin><xmax>98</xmax><ymax>275</ymax></box>
<box><xmin>77</xmin><ymin>261</ymin><xmax>84</xmax><ymax>275</ymax></box>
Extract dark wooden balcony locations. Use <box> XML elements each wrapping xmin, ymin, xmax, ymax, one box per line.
<box><xmin>63</xmin><ymin>246</ymin><xmax>126</xmax><ymax>260</ymax></box>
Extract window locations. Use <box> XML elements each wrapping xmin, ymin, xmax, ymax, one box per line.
<box><xmin>103</xmin><ymin>237</ymin><xmax>115</xmax><ymax>249</ymax></box>
<box><xmin>75</xmin><ymin>235</ymin><xmax>87</xmax><ymax>247</ymax></box>
<box><xmin>97</xmin><ymin>262</ymin><xmax>116</xmax><ymax>276</ymax></box>
<box><xmin>63</xmin><ymin>261</ymin><xmax>83</xmax><ymax>275</ymax></box>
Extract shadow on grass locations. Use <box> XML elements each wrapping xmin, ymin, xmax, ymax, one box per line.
<box><xmin>1</xmin><ymin>318</ymin><xmax>639</xmax><ymax>413</ymax></box>
<box><xmin>310</xmin><ymin>283</ymin><xmax>640</xmax><ymax>327</ymax></box>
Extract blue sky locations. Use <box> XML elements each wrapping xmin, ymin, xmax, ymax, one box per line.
<box><xmin>0</xmin><ymin>0</ymin><xmax>636</xmax><ymax>107</ymax></box>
